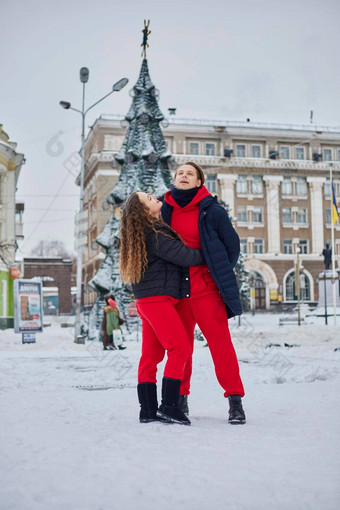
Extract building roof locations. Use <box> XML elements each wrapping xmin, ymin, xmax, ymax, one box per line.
<box><xmin>98</xmin><ymin>114</ymin><xmax>340</xmax><ymax>135</ymax></box>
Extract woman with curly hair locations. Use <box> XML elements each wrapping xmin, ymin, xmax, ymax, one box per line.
<box><xmin>120</xmin><ymin>191</ymin><xmax>204</xmax><ymax>425</ymax></box>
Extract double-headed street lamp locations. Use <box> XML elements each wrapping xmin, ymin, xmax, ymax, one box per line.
<box><xmin>60</xmin><ymin>68</ymin><xmax>128</xmax><ymax>342</ymax></box>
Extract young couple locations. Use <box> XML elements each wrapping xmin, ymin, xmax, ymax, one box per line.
<box><xmin>120</xmin><ymin>162</ymin><xmax>245</xmax><ymax>426</ymax></box>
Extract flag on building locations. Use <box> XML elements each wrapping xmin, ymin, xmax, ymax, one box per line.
<box><xmin>332</xmin><ymin>182</ymin><xmax>339</xmax><ymax>224</ymax></box>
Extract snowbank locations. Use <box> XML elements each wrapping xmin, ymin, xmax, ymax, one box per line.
<box><xmin>1</xmin><ymin>314</ymin><xmax>339</xmax><ymax>510</ymax></box>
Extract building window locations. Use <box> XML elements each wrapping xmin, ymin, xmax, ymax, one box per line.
<box><xmin>189</xmin><ymin>142</ymin><xmax>199</xmax><ymax>155</ymax></box>
<box><xmin>283</xmin><ymin>240</ymin><xmax>293</xmax><ymax>254</ymax></box>
<box><xmin>280</xmin><ymin>146</ymin><xmax>290</xmax><ymax>159</ymax></box>
<box><xmin>299</xmin><ymin>240</ymin><xmax>308</xmax><ymax>254</ymax></box>
<box><xmin>295</xmin><ymin>147</ymin><xmax>305</xmax><ymax>160</ymax></box>
<box><xmin>286</xmin><ymin>272</ymin><xmax>295</xmax><ymax>300</ymax></box>
<box><xmin>296</xmin><ymin>177</ymin><xmax>307</xmax><ymax>196</ymax></box>
<box><xmin>206</xmin><ymin>174</ymin><xmax>217</xmax><ymax>194</ymax></box>
<box><xmin>324</xmin><ymin>179</ymin><xmax>331</xmax><ymax>197</ymax></box>
<box><xmin>251</xmin><ymin>176</ymin><xmax>262</xmax><ymax>194</ymax></box>
<box><xmin>237</xmin><ymin>206</ymin><xmax>247</xmax><ymax>222</ymax></box>
<box><xmin>325</xmin><ymin>208</ymin><xmax>331</xmax><ymax>224</ymax></box>
<box><xmin>236</xmin><ymin>144</ymin><xmax>246</xmax><ymax>157</ymax></box>
<box><xmin>323</xmin><ymin>148</ymin><xmax>333</xmax><ymax>161</ymax></box>
<box><xmin>236</xmin><ymin>175</ymin><xmax>247</xmax><ymax>194</ymax></box>
<box><xmin>251</xmin><ymin>145</ymin><xmax>261</xmax><ymax>158</ymax></box>
<box><xmin>254</xmin><ymin>239</ymin><xmax>264</xmax><ymax>254</ymax></box>
<box><xmin>285</xmin><ymin>271</ymin><xmax>311</xmax><ymax>301</ymax></box>
<box><xmin>205</xmin><ymin>143</ymin><xmax>215</xmax><ymax>156</ymax></box>
<box><xmin>252</xmin><ymin>207</ymin><xmax>263</xmax><ymax>223</ymax></box>
<box><xmin>282</xmin><ymin>208</ymin><xmax>292</xmax><ymax>223</ymax></box>
<box><xmin>15</xmin><ymin>210</ymin><xmax>23</xmax><ymax>222</ymax></box>
<box><xmin>338</xmin><ymin>149</ymin><xmax>340</xmax><ymax>161</ymax></box>
<box><xmin>240</xmin><ymin>239</ymin><xmax>248</xmax><ymax>254</ymax></box>
<box><xmin>297</xmin><ymin>208</ymin><xmax>307</xmax><ymax>224</ymax></box>
<box><xmin>282</xmin><ymin>177</ymin><xmax>306</xmax><ymax>196</ymax></box>
<box><xmin>282</xmin><ymin>177</ymin><xmax>292</xmax><ymax>195</ymax></box>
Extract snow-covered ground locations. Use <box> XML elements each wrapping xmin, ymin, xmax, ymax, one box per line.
<box><xmin>1</xmin><ymin>313</ymin><xmax>339</xmax><ymax>510</ymax></box>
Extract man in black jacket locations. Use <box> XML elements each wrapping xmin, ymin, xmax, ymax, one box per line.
<box><xmin>161</xmin><ymin>162</ymin><xmax>246</xmax><ymax>424</ymax></box>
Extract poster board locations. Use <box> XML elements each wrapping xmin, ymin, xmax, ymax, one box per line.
<box><xmin>14</xmin><ymin>279</ymin><xmax>43</xmax><ymax>333</ymax></box>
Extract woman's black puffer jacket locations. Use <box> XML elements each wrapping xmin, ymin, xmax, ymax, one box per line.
<box><xmin>131</xmin><ymin>223</ymin><xmax>204</xmax><ymax>299</ymax></box>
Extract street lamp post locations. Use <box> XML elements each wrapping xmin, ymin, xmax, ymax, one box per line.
<box><xmin>60</xmin><ymin>69</ymin><xmax>128</xmax><ymax>342</ymax></box>
<box><xmin>249</xmin><ymin>273</ymin><xmax>255</xmax><ymax>316</ymax></box>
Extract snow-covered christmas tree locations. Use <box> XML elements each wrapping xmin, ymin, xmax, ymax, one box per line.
<box><xmin>87</xmin><ymin>58</ymin><xmax>175</xmax><ymax>340</ymax></box>
<box><xmin>234</xmin><ymin>251</ymin><xmax>250</xmax><ymax>313</ymax></box>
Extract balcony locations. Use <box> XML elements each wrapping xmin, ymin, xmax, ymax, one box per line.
<box><xmin>325</xmin><ymin>222</ymin><xmax>340</xmax><ymax>230</ymax></box>
<box><xmin>236</xmin><ymin>192</ymin><xmax>264</xmax><ymax>200</ymax></box>
<box><xmin>281</xmin><ymin>193</ymin><xmax>308</xmax><ymax>201</ymax></box>
<box><xmin>237</xmin><ymin>221</ymin><xmax>265</xmax><ymax>230</ymax></box>
<box><xmin>282</xmin><ymin>222</ymin><xmax>309</xmax><ymax>230</ymax></box>
<box><xmin>173</xmin><ymin>154</ymin><xmax>340</xmax><ymax>171</ymax></box>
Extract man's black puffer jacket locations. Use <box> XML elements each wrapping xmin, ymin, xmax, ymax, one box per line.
<box><xmin>131</xmin><ymin>223</ymin><xmax>204</xmax><ymax>299</ymax></box>
<box><xmin>162</xmin><ymin>195</ymin><xmax>242</xmax><ymax>318</ymax></box>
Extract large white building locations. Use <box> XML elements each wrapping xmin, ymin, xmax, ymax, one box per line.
<box><xmin>0</xmin><ymin>125</ymin><xmax>25</xmax><ymax>327</ymax></box>
<box><xmin>80</xmin><ymin>114</ymin><xmax>340</xmax><ymax>310</ymax></box>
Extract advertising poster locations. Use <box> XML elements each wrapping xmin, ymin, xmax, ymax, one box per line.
<box><xmin>14</xmin><ymin>279</ymin><xmax>43</xmax><ymax>333</ymax></box>
<box><xmin>43</xmin><ymin>295</ymin><xmax>59</xmax><ymax>315</ymax></box>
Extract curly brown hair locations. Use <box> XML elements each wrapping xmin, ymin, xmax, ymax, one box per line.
<box><xmin>120</xmin><ymin>192</ymin><xmax>169</xmax><ymax>284</ymax></box>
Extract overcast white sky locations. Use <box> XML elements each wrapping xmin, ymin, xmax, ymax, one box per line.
<box><xmin>1</xmin><ymin>0</ymin><xmax>340</xmax><ymax>256</ymax></box>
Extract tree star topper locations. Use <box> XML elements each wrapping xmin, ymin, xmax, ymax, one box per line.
<box><xmin>141</xmin><ymin>20</ymin><xmax>151</xmax><ymax>57</ymax></box>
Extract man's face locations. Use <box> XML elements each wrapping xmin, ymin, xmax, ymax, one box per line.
<box><xmin>174</xmin><ymin>165</ymin><xmax>201</xmax><ymax>190</ymax></box>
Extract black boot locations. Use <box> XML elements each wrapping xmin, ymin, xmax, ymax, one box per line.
<box><xmin>137</xmin><ymin>383</ymin><xmax>160</xmax><ymax>423</ymax></box>
<box><xmin>157</xmin><ymin>378</ymin><xmax>191</xmax><ymax>425</ymax></box>
<box><xmin>228</xmin><ymin>395</ymin><xmax>246</xmax><ymax>425</ymax></box>
<box><xmin>178</xmin><ymin>395</ymin><xmax>189</xmax><ymax>416</ymax></box>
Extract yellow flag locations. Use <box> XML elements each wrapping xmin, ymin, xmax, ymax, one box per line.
<box><xmin>332</xmin><ymin>183</ymin><xmax>339</xmax><ymax>224</ymax></box>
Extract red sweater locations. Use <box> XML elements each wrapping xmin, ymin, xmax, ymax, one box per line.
<box><xmin>164</xmin><ymin>187</ymin><xmax>218</xmax><ymax>295</ymax></box>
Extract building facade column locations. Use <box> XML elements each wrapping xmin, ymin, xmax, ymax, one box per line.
<box><xmin>263</xmin><ymin>175</ymin><xmax>283</xmax><ymax>254</ymax></box>
<box><xmin>307</xmin><ymin>177</ymin><xmax>326</xmax><ymax>254</ymax></box>
<box><xmin>217</xmin><ymin>173</ymin><xmax>237</xmax><ymax>217</ymax></box>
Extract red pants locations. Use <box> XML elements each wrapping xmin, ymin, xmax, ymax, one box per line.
<box><xmin>137</xmin><ymin>297</ymin><xmax>192</xmax><ymax>383</ymax></box>
<box><xmin>176</xmin><ymin>290</ymin><xmax>245</xmax><ymax>398</ymax></box>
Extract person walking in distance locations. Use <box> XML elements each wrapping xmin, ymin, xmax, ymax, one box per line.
<box><xmin>101</xmin><ymin>295</ymin><xmax>115</xmax><ymax>350</ymax></box>
<box><xmin>105</xmin><ymin>297</ymin><xmax>126</xmax><ymax>350</ymax></box>
<box><xmin>101</xmin><ymin>294</ymin><xmax>125</xmax><ymax>350</ymax></box>
<box><xmin>120</xmin><ymin>191</ymin><xmax>205</xmax><ymax>425</ymax></box>
<box><xmin>161</xmin><ymin>162</ymin><xmax>246</xmax><ymax>424</ymax></box>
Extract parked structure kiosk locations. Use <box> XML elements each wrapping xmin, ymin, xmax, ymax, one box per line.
<box><xmin>14</xmin><ymin>279</ymin><xmax>44</xmax><ymax>343</ymax></box>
